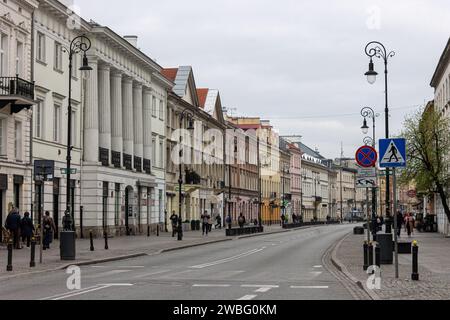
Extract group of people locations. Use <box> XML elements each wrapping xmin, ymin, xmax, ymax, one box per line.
<box><xmin>4</xmin><ymin>209</ymin><xmax>56</xmax><ymax>250</ymax></box>
<box><xmin>396</xmin><ymin>211</ymin><xmax>416</xmax><ymax>238</ymax></box>
<box><xmin>169</xmin><ymin>210</ymin><xmax>224</xmax><ymax>237</ymax></box>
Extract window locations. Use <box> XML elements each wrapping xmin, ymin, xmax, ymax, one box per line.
<box><xmin>53</xmin><ymin>104</ymin><xmax>61</xmax><ymax>142</ymax></box>
<box><xmin>159</xmin><ymin>100</ymin><xmax>164</xmax><ymax>120</ymax></box>
<box><xmin>0</xmin><ymin>33</ymin><xmax>8</xmax><ymax>76</ymax></box>
<box><xmin>0</xmin><ymin>117</ymin><xmax>5</xmax><ymax>156</ymax></box>
<box><xmin>35</xmin><ymin>100</ymin><xmax>43</xmax><ymax>138</ymax></box>
<box><xmin>16</xmin><ymin>41</ymin><xmax>23</xmax><ymax>76</ymax></box>
<box><xmin>37</xmin><ymin>32</ymin><xmax>46</xmax><ymax>62</ymax></box>
<box><xmin>54</xmin><ymin>42</ymin><xmax>62</xmax><ymax>71</ymax></box>
<box><xmin>15</xmin><ymin>121</ymin><xmax>22</xmax><ymax>160</ymax></box>
<box><xmin>152</xmin><ymin>137</ymin><xmax>156</xmax><ymax>167</ymax></box>
<box><xmin>152</xmin><ymin>96</ymin><xmax>157</xmax><ymax>117</ymax></box>
<box><xmin>159</xmin><ymin>140</ymin><xmax>163</xmax><ymax>168</ymax></box>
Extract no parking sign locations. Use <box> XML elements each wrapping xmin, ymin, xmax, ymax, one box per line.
<box><xmin>355</xmin><ymin>145</ymin><xmax>378</xmax><ymax>168</ymax></box>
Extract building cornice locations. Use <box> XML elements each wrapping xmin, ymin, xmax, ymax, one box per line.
<box><xmin>430</xmin><ymin>37</ymin><xmax>450</xmax><ymax>88</ymax></box>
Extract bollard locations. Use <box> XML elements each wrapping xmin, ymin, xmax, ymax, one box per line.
<box><xmin>147</xmin><ymin>225</ymin><xmax>150</xmax><ymax>237</ymax></box>
<box><xmin>363</xmin><ymin>242</ymin><xmax>368</xmax><ymax>271</ymax></box>
<box><xmin>90</xmin><ymin>231</ymin><xmax>94</xmax><ymax>251</ymax></box>
<box><xmin>375</xmin><ymin>244</ymin><xmax>381</xmax><ymax>268</ymax></box>
<box><xmin>157</xmin><ymin>225</ymin><xmax>160</xmax><ymax>237</ymax></box>
<box><xmin>6</xmin><ymin>240</ymin><xmax>13</xmax><ymax>272</ymax></box>
<box><xmin>30</xmin><ymin>237</ymin><xmax>36</xmax><ymax>268</ymax></box>
<box><xmin>368</xmin><ymin>242</ymin><xmax>374</xmax><ymax>268</ymax></box>
<box><xmin>104</xmin><ymin>231</ymin><xmax>109</xmax><ymax>250</ymax></box>
<box><xmin>412</xmin><ymin>241</ymin><xmax>419</xmax><ymax>281</ymax></box>
<box><xmin>177</xmin><ymin>225</ymin><xmax>183</xmax><ymax>241</ymax></box>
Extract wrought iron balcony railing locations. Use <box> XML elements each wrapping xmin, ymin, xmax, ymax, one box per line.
<box><xmin>0</xmin><ymin>76</ymin><xmax>34</xmax><ymax>100</ymax></box>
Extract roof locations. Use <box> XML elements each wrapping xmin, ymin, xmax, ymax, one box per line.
<box><xmin>430</xmin><ymin>37</ymin><xmax>450</xmax><ymax>88</ymax></box>
<box><xmin>204</xmin><ymin>89</ymin><xmax>219</xmax><ymax>111</ymax></box>
<box><xmin>235</xmin><ymin>124</ymin><xmax>261</xmax><ymax>130</ymax></box>
<box><xmin>197</xmin><ymin>88</ymin><xmax>209</xmax><ymax>108</ymax></box>
<box><xmin>161</xmin><ymin>68</ymin><xmax>178</xmax><ymax>82</ymax></box>
<box><xmin>296</xmin><ymin>142</ymin><xmax>325</xmax><ymax>160</ymax></box>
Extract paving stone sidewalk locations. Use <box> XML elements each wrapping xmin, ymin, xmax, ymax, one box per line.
<box><xmin>0</xmin><ymin>225</ymin><xmax>287</xmax><ymax>280</ymax></box>
<box><xmin>333</xmin><ymin>229</ymin><xmax>450</xmax><ymax>300</ymax></box>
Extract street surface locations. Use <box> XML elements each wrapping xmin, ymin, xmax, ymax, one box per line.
<box><xmin>0</xmin><ymin>224</ymin><xmax>355</xmax><ymax>300</ymax></box>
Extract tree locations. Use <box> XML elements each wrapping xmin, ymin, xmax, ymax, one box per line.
<box><xmin>400</xmin><ymin>103</ymin><xmax>450</xmax><ymax>222</ymax></box>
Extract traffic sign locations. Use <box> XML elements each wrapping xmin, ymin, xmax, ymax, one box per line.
<box><xmin>355</xmin><ymin>145</ymin><xmax>378</xmax><ymax>168</ymax></box>
<box><xmin>379</xmin><ymin>138</ymin><xmax>406</xmax><ymax>168</ymax></box>
<box><xmin>356</xmin><ymin>177</ymin><xmax>378</xmax><ymax>188</ymax></box>
<box><xmin>357</xmin><ymin>166</ymin><xmax>376</xmax><ymax>177</ymax></box>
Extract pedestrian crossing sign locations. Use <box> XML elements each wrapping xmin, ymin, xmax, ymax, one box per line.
<box><xmin>379</xmin><ymin>138</ymin><xmax>406</xmax><ymax>168</ymax></box>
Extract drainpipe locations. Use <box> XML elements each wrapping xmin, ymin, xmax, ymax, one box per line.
<box><xmin>30</xmin><ymin>10</ymin><xmax>35</xmax><ymax>220</ymax></box>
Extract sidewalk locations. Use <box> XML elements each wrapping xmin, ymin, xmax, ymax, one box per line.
<box><xmin>0</xmin><ymin>225</ymin><xmax>289</xmax><ymax>280</ymax></box>
<box><xmin>332</xmin><ymin>229</ymin><xmax>450</xmax><ymax>300</ymax></box>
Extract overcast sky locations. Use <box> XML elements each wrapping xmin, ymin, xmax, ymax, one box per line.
<box><xmin>72</xmin><ymin>0</ymin><xmax>450</xmax><ymax>159</ymax></box>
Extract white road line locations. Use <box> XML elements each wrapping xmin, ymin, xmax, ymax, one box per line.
<box><xmin>190</xmin><ymin>248</ymin><xmax>264</xmax><ymax>269</ymax></box>
<box><xmin>255</xmin><ymin>287</ymin><xmax>272</xmax><ymax>293</ymax></box>
<box><xmin>41</xmin><ymin>284</ymin><xmax>134</xmax><ymax>300</ymax></box>
<box><xmin>132</xmin><ymin>269</ymin><xmax>172</xmax><ymax>279</ymax></box>
<box><xmin>39</xmin><ymin>285</ymin><xmax>101</xmax><ymax>300</ymax></box>
<box><xmin>241</xmin><ymin>285</ymin><xmax>279</xmax><ymax>288</ymax></box>
<box><xmin>193</xmin><ymin>284</ymin><xmax>231</xmax><ymax>288</ymax></box>
<box><xmin>238</xmin><ymin>295</ymin><xmax>258</xmax><ymax>300</ymax></box>
<box><xmin>290</xmin><ymin>286</ymin><xmax>329</xmax><ymax>289</ymax></box>
<box><xmin>309</xmin><ymin>271</ymin><xmax>323</xmax><ymax>277</ymax></box>
<box><xmin>85</xmin><ymin>269</ymin><xmax>132</xmax><ymax>278</ymax></box>
<box><xmin>313</xmin><ymin>265</ymin><xmax>323</xmax><ymax>269</ymax></box>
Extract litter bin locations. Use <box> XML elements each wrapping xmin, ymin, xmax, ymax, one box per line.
<box><xmin>60</xmin><ymin>231</ymin><xmax>76</xmax><ymax>260</ymax></box>
<box><xmin>376</xmin><ymin>233</ymin><xmax>393</xmax><ymax>264</ymax></box>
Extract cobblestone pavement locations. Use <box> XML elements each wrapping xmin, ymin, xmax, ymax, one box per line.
<box><xmin>0</xmin><ymin>225</ymin><xmax>289</xmax><ymax>280</ymax></box>
<box><xmin>333</xmin><ymin>228</ymin><xmax>450</xmax><ymax>300</ymax></box>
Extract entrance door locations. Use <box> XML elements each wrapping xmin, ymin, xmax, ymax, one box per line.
<box><xmin>125</xmin><ymin>186</ymin><xmax>133</xmax><ymax>235</ymax></box>
<box><xmin>53</xmin><ymin>178</ymin><xmax>60</xmax><ymax>239</ymax></box>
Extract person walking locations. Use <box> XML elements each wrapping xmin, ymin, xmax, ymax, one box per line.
<box><xmin>238</xmin><ymin>213</ymin><xmax>246</xmax><ymax>228</ymax></box>
<box><xmin>5</xmin><ymin>208</ymin><xmax>22</xmax><ymax>249</ymax></box>
<box><xmin>207</xmin><ymin>213</ymin><xmax>212</xmax><ymax>233</ymax></box>
<box><xmin>226</xmin><ymin>215</ymin><xmax>232</xmax><ymax>229</ymax></box>
<box><xmin>170</xmin><ymin>211</ymin><xmax>178</xmax><ymax>237</ymax></box>
<box><xmin>202</xmin><ymin>211</ymin><xmax>209</xmax><ymax>236</ymax></box>
<box><xmin>396</xmin><ymin>211</ymin><xmax>403</xmax><ymax>238</ymax></box>
<box><xmin>215</xmin><ymin>215</ymin><xmax>222</xmax><ymax>229</ymax></box>
<box><xmin>42</xmin><ymin>211</ymin><xmax>56</xmax><ymax>250</ymax></box>
<box><xmin>405</xmin><ymin>213</ymin><xmax>415</xmax><ymax>237</ymax></box>
<box><xmin>20</xmin><ymin>212</ymin><xmax>34</xmax><ymax>247</ymax></box>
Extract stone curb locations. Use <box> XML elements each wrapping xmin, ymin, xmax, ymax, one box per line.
<box><xmin>330</xmin><ymin>232</ymin><xmax>380</xmax><ymax>300</ymax></box>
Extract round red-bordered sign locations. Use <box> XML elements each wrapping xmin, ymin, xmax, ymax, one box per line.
<box><xmin>355</xmin><ymin>145</ymin><xmax>378</xmax><ymax>168</ymax></box>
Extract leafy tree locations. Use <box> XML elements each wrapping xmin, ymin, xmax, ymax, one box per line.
<box><xmin>400</xmin><ymin>103</ymin><xmax>450</xmax><ymax>221</ymax></box>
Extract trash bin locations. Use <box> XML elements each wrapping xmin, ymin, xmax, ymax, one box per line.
<box><xmin>376</xmin><ymin>233</ymin><xmax>393</xmax><ymax>264</ymax></box>
<box><xmin>60</xmin><ymin>231</ymin><xmax>76</xmax><ymax>260</ymax></box>
<box><xmin>191</xmin><ymin>220</ymin><xmax>196</xmax><ymax>231</ymax></box>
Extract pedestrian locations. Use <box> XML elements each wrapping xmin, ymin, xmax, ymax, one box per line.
<box><xmin>202</xmin><ymin>211</ymin><xmax>209</xmax><ymax>236</ymax></box>
<box><xmin>215</xmin><ymin>215</ymin><xmax>222</xmax><ymax>229</ymax></box>
<box><xmin>405</xmin><ymin>213</ymin><xmax>415</xmax><ymax>237</ymax></box>
<box><xmin>208</xmin><ymin>213</ymin><xmax>212</xmax><ymax>233</ymax></box>
<box><xmin>42</xmin><ymin>211</ymin><xmax>56</xmax><ymax>250</ymax></box>
<box><xmin>238</xmin><ymin>213</ymin><xmax>245</xmax><ymax>228</ymax></box>
<box><xmin>5</xmin><ymin>208</ymin><xmax>22</xmax><ymax>249</ymax></box>
<box><xmin>20</xmin><ymin>212</ymin><xmax>34</xmax><ymax>247</ymax></box>
<box><xmin>280</xmin><ymin>213</ymin><xmax>285</xmax><ymax>226</ymax></box>
<box><xmin>396</xmin><ymin>211</ymin><xmax>403</xmax><ymax>238</ymax></box>
<box><xmin>170</xmin><ymin>211</ymin><xmax>178</xmax><ymax>237</ymax></box>
<box><xmin>226</xmin><ymin>215</ymin><xmax>232</xmax><ymax>229</ymax></box>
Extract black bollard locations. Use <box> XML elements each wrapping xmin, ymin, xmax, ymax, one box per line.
<box><xmin>157</xmin><ymin>225</ymin><xmax>160</xmax><ymax>237</ymax></box>
<box><xmin>363</xmin><ymin>242</ymin><xmax>368</xmax><ymax>271</ymax></box>
<box><xmin>147</xmin><ymin>225</ymin><xmax>150</xmax><ymax>237</ymax></box>
<box><xmin>177</xmin><ymin>225</ymin><xmax>183</xmax><ymax>241</ymax></box>
<box><xmin>90</xmin><ymin>231</ymin><xmax>94</xmax><ymax>251</ymax></box>
<box><xmin>30</xmin><ymin>237</ymin><xmax>36</xmax><ymax>268</ymax></box>
<box><xmin>412</xmin><ymin>241</ymin><xmax>419</xmax><ymax>281</ymax></box>
<box><xmin>368</xmin><ymin>242</ymin><xmax>374</xmax><ymax>268</ymax></box>
<box><xmin>104</xmin><ymin>231</ymin><xmax>109</xmax><ymax>250</ymax></box>
<box><xmin>375</xmin><ymin>244</ymin><xmax>381</xmax><ymax>268</ymax></box>
<box><xmin>6</xmin><ymin>241</ymin><xmax>13</xmax><ymax>272</ymax></box>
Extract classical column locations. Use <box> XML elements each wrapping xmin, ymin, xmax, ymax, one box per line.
<box><xmin>110</xmin><ymin>70</ymin><xmax>123</xmax><ymax>165</ymax></box>
<box><xmin>98</xmin><ymin>63</ymin><xmax>111</xmax><ymax>160</ymax></box>
<box><xmin>122</xmin><ymin>77</ymin><xmax>134</xmax><ymax>167</ymax></box>
<box><xmin>143</xmin><ymin>88</ymin><xmax>152</xmax><ymax>164</ymax></box>
<box><xmin>84</xmin><ymin>57</ymin><xmax>99</xmax><ymax>163</ymax></box>
<box><xmin>133</xmin><ymin>83</ymin><xmax>144</xmax><ymax>161</ymax></box>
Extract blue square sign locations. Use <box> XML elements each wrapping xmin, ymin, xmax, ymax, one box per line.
<box><xmin>379</xmin><ymin>138</ymin><xmax>406</xmax><ymax>168</ymax></box>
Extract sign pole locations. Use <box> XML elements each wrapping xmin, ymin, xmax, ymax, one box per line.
<box><xmin>393</xmin><ymin>168</ymin><xmax>399</xmax><ymax>278</ymax></box>
<box><xmin>366</xmin><ymin>187</ymin><xmax>370</xmax><ymax>253</ymax></box>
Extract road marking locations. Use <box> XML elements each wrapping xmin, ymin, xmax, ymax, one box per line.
<box><xmin>290</xmin><ymin>286</ymin><xmax>329</xmax><ymax>289</ymax></box>
<box><xmin>313</xmin><ymin>265</ymin><xmax>323</xmax><ymax>269</ymax></box>
<box><xmin>309</xmin><ymin>271</ymin><xmax>323</xmax><ymax>277</ymax></box>
<box><xmin>85</xmin><ymin>269</ymin><xmax>132</xmax><ymax>278</ymax></box>
<box><xmin>238</xmin><ymin>295</ymin><xmax>257</xmax><ymax>300</ymax></box>
<box><xmin>41</xmin><ymin>284</ymin><xmax>133</xmax><ymax>300</ymax></box>
<box><xmin>193</xmin><ymin>284</ymin><xmax>231</xmax><ymax>288</ymax></box>
<box><xmin>255</xmin><ymin>287</ymin><xmax>273</xmax><ymax>293</ymax></box>
<box><xmin>241</xmin><ymin>285</ymin><xmax>279</xmax><ymax>288</ymax></box>
<box><xmin>190</xmin><ymin>248</ymin><xmax>264</xmax><ymax>269</ymax></box>
<box><xmin>132</xmin><ymin>269</ymin><xmax>172</xmax><ymax>279</ymax></box>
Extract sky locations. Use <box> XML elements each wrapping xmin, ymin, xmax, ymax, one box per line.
<box><xmin>70</xmin><ymin>0</ymin><xmax>450</xmax><ymax>159</ymax></box>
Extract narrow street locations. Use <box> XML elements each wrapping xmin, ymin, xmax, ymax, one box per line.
<box><xmin>0</xmin><ymin>225</ymin><xmax>355</xmax><ymax>300</ymax></box>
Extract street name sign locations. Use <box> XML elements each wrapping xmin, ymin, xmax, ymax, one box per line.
<box><xmin>355</xmin><ymin>145</ymin><xmax>378</xmax><ymax>168</ymax></box>
<box><xmin>357</xmin><ymin>167</ymin><xmax>376</xmax><ymax>177</ymax></box>
<box><xmin>379</xmin><ymin>138</ymin><xmax>406</xmax><ymax>168</ymax></box>
<box><xmin>61</xmin><ymin>168</ymin><xmax>77</xmax><ymax>174</ymax></box>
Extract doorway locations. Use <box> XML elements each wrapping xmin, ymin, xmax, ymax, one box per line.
<box><xmin>125</xmin><ymin>186</ymin><xmax>133</xmax><ymax>235</ymax></box>
<box><xmin>53</xmin><ymin>178</ymin><xmax>60</xmax><ymax>239</ymax></box>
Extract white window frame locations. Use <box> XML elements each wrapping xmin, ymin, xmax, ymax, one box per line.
<box><xmin>152</xmin><ymin>96</ymin><xmax>157</xmax><ymax>118</ymax></box>
<box><xmin>159</xmin><ymin>99</ymin><xmax>164</xmax><ymax>120</ymax></box>
<box><xmin>0</xmin><ymin>116</ymin><xmax>7</xmax><ymax>156</ymax></box>
<box><xmin>152</xmin><ymin>137</ymin><xmax>156</xmax><ymax>168</ymax></box>
<box><xmin>37</xmin><ymin>32</ymin><xmax>46</xmax><ymax>63</ymax></box>
<box><xmin>34</xmin><ymin>99</ymin><xmax>44</xmax><ymax>139</ymax></box>
<box><xmin>159</xmin><ymin>139</ymin><xmax>164</xmax><ymax>168</ymax></box>
<box><xmin>0</xmin><ymin>33</ymin><xmax>9</xmax><ymax>76</ymax></box>
<box><xmin>14</xmin><ymin>120</ymin><xmax>22</xmax><ymax>161</ymax></box>
<box><xmin>53</xmin><ymin>103</ymin><xmax>61</xmax><ymax>143</ymax></box>
<box><xmin>15</xmin><ymin>40</ymin><xmax>23</xmax><ymax>77</ymax></box>
<box><xmin>54</xmin><ymin>41</ymin><xmax>63</xmax><ymax>71</ymax></box>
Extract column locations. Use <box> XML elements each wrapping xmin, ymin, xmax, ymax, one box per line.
<box><xmin>84</xmin><ymin>58</ymin><xmax>99</xmax><ymax>163</ymax></box>
<box><xmin>98</xmin><ymin>64</ymin><xmax>111</xmax><ymax>160</ymax></box>
<box><xmin>133</xmin><ymin>83</ymin><xmax>144</xmax><ymax>161</ymax></box>
<box><xmin>122</xmin><ymin>77</ymin><xmax>134</xmax><ymax>167</ymax></box>
<box><xmin>143</xmin><ymin>88</ymin><xmax>152</xmax><ymax>166</ymax></box>
<box><xmin>111</xmin><ymin>70</ymin><xmax>123</xmax><ymax>164</ymax></box>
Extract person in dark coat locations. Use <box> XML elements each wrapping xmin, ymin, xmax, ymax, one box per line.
<box><xmin>396</xmin><ymin>211</ymin><xmax>403</xmax><ymax>238</ymax></box>
<box><xmin>20</xmin><ymin>212</ymin><xmax>34</xmax><ymax>247</ymax></box>
<box><xmin>5</xmin><ymin>208</ymin><xmax>22</xmax><ymax>249</ymax></box>
<box><xmin>42</xmin><ymin>211</ymin><xmax>56</xmax><ymax>250</ymax></box>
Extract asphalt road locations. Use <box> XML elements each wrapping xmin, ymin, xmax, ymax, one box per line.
<box><xmin>0</xmin><ymin>224</ymin><xmax>355</xmax><ymax>300</ymax></box>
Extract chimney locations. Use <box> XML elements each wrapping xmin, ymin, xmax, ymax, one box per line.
<box><xmin>124</xmin><ymin>35</ymin><xmax>138</xmax><ymax>47</ymax></box>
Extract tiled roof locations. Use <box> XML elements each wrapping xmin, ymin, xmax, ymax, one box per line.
<box><xmin>161</xmin><ymin>68</ymin><xmax>178</xmax><ymax>82</ymax></box>
<box><xmin>197</xmin><ymin>88</ymin><xmax>209</xmax><ymax>108</ymax></box>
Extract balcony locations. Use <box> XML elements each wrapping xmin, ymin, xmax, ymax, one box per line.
<box><xmin>0</xmin><ymin>76</ymin><xmax>35</xmax><ymax>113</ymax></box>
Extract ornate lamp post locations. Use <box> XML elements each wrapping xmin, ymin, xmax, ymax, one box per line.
<box><xmin>364</xmin><ymin>41</ymin><xmax>395</xmax><ymax>233</ymax></box>
<box><xmin>60</xmin><ymin>35</ymin><xmax>92</xmax><ymax>260</ymax></box>
<box><xmin>177</xmin><ymin>109</ymin><xmax>195</xmax><ymax>240</ymax></box>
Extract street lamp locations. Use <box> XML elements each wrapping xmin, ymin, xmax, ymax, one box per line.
<box><xmin>281</xmin><ymin>165</ymin><xmax>289</xmax><ymax>224</ymax></box>
<box><xmin>364</xmin><ymin>41</ymin><xmax>395</xmax><ymax>233</ymax></box>
<box><xmin>178</xmin><ymin>109</ymin><xmax>195</xmax><ymax>240</ymax></box>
